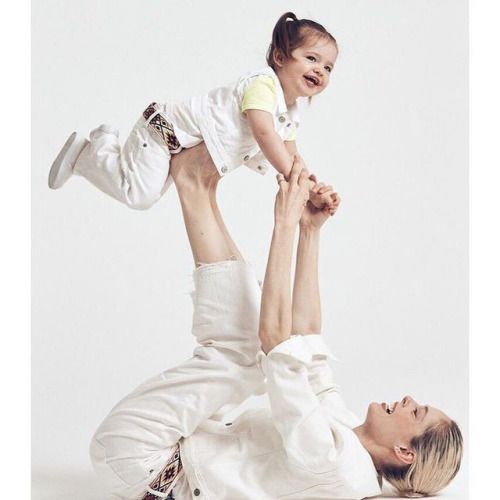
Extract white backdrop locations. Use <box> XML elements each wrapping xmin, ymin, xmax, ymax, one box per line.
<box><xmin>32</xmin><ymin>0</ymin><xmax>468</xmax><ymax>497</ymax></box>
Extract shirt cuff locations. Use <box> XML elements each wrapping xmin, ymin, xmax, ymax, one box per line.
<box><xmin>257</xmin><ymin>334</ymin><xmax>337</xmax><ymax>366</ymax></box>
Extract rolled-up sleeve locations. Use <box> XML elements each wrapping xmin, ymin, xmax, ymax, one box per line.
<box><xmin>257</xmin><ymin>335</ymin><xmax>340</xmax><ymax>474</ymax></box>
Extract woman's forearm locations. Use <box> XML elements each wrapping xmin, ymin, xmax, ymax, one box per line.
<box><xmin>259</xmin><ymin>224</ymin><xmax>296</xmax><ymax>353</ymax></box>
<box><xmin>292</xmin><ymin>226</ymin><xmax>321</xmax><ymax>334</ymax></box>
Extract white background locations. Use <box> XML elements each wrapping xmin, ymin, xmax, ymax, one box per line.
<box><xmin>31</xmin><ymin>1</ymin><xmax>467</xmax><ymax>498</ymax></box>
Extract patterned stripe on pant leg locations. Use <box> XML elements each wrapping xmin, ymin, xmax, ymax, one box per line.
<box><xmin>141</xmin><ymin>443</ymin><xmax>183</xmax><ymax>500</ymax></box>
<box><xmin>143</xmin><ymin>102</ymin><xmax>182</xmax><ymax>152</ymax></box>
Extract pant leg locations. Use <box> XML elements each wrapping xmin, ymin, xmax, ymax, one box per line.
<box><xmin>74</xmin><ymin>110</ymin><xmax>173</xmax><ymax>210</ymax></box>
<box><xmin>90</xmin><ymin>260</ymin><xmax>265</xmax><ymax>499</ymax></box>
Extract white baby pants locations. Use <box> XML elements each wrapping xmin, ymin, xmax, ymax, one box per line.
<box><xmin>74</xmin><ymin>105</ymin><xmax>176</xmax><ymax>210</ymax></box>
<box><xmin>89</xmin><ymin>260</ymin><xmax>264</xmax><ymax>499</ymax></box>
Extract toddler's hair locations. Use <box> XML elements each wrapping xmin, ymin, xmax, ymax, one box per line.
<box><xmin>266</xmin><ymin>12</ymin><xmax>337</xmax><ymax>70</ymax></box>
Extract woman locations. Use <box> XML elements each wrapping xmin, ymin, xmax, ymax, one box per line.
<box><xmin>90</xmin><ymin>144</ymin><xmax>463</xmax><ymax>499</ymax></box>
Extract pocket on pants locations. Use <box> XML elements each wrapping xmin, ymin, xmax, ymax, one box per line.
<box><xmin>132</xmin><ymin>122</ymin><xmax>171</xmax><ymax>162</ymax></box>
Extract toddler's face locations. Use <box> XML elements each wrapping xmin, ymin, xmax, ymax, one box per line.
<box><xmin>276</xmin><ymin>36</ymin><xmax>338</xmax><ymax>104</ymax></box>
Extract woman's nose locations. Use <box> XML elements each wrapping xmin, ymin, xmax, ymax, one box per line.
<box><xmin>402</xmin><ymin>395</ymin><xmax>415</xmax><ymax>406</ymax></box>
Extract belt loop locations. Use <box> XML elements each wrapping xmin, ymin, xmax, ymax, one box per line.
<box><xmin>145</xmin><ymin>109</ymin><xmax>162</xmax><ymax>126</ymax></box>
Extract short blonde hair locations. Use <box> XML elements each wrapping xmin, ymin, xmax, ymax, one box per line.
<box><xmin>381</xmin><ymin>420</ymin><xmax>463</xmax><ymax>497</ymax></box>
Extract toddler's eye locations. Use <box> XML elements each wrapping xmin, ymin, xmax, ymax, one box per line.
<box><xmin>325</xmin><ymin>66</ymin><xmax>332</xmax><ymax>73</ymax></box>
<box><xmin>413</xmin><ymin>409</ymin><xmax>418</xmax><ymax>417</ymax></box>
<box><xmin>306</xmin><ymin>55</ymin><xmax>316</xmax><ymax>62</ymax></box>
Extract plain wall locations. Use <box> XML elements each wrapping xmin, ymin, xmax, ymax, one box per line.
<box><xmin>32</xmin><ymin>0</ymin><xmax>468</xmax><ymax>493</ymax></box>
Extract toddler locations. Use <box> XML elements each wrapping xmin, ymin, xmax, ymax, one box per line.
<box><xmin>49</xmin><ymin>12</ymin><xmax>338</xmax><ymax>210</ymax></box>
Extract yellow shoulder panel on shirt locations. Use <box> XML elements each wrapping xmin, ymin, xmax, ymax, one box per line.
<box><xmin>285</xmin><ymin>127</ymin><xmax>297</xmax><ymax>141</ymax></box>
<box><xmin>241</xmin><ymin>75</ymin><xmax>277</xmax><ymax>114</ymax></box>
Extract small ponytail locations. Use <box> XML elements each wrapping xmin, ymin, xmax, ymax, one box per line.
<box><xmin>266</xmin><ymin>12</ymin><xmax>337</xmax><ymax>70</ymax></box>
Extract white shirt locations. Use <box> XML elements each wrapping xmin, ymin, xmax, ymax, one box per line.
<box><xmin>163</xmin><ymin>67</ymin><xmax>304</xmax><ymax>177</ymax></box>
<box><xmin>176</xmin><ymin>335</ymin><xmax>382</xmax><ymax>499</ymax></box>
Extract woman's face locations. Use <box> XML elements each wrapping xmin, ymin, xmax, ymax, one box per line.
<box><xmin>364</xmin><ymin>395</ymin><xmax>450</xmax><ymax>455</ymax></box>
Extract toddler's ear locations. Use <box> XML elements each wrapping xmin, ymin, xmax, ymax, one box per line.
<box><xmin>273</xmin><ymin>49</ymin><xmax>286</xmax><ymax>68</ymax></box>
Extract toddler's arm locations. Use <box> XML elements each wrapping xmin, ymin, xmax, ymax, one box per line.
<box><xmin>246</xmin><ymin>109</ymin><xmax>294</xmax><ymax>177</ymax></box>
<box><xmin>246</xmin><ymin>110</ymin><xmax>334</xmax><ymax>209</ymax></box>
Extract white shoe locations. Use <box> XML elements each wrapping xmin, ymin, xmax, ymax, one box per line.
<box><xmin>48</xmin><ymin>132</ymin><xmax>89</xmax><ymax>189</ymax></box>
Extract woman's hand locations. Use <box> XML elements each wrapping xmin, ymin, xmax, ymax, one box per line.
<box><xmin>300</xmin><ymin>182</ymin><xmax>341</xmax><ymax>230</ymax></box>
<box><xmin>274</xmin><ymin>155</ymin><xmax>310</xmax><ymax>229</ymax></box>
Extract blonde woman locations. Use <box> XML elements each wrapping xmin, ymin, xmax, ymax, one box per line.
<box><xmin>90</xmin><ymin>144</ymin><xmax>463</xmax><ymax>499</ymax></box>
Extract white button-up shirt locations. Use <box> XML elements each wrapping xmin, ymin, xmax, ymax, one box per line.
<box><xmin>175</xmin><ymin>335</ymin><xmax>382</xmax><ymax>499</ymax></box>
<box><xmin>164</xmin><ymin>67</ymin><xmax>303</xmax><ymax>178</ymax></box>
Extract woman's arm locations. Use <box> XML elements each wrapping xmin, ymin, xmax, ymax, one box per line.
<box><xmin>259</xmin><ymin>158</ymin><xmax>310</xmax><ymax>353</ymax></box>
<box><xmin>292</xmin><ymin>185</ymin><xmax>340</xmax><ymax>334</ymax></box>
<box><xmin>258</xmin><ymin>163</ymin><xmax>344</xmax><ymax>473</ymax></box>
<box><xmin>292</xmin><ymin>227</ymin><xmax>321</xmax><ymax>334</ymax></box>
<box><xmin>293</xmin><ymin>188</ymin><xmax>343</xmax><ymax>402</ymax></box>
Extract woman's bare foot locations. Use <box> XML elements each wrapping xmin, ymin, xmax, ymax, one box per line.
<box><xmin>168</xmin><ymin>142</ymin><xmax>238</xmax><ymax>265</ymax></box>
<box><xmin>169</xmin><ymin>142</ymin><xmax>221</xmax><ymax>194</ymax></box>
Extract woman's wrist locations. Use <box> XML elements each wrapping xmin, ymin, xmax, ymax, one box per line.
<box><xmin>297</xmin><ymin>225</ymin><xmax>320</xmax><ymax>257</ymax></box>
<box><xmin>298</xmin><ymin>221</ymin><xmax>321</xmax><ymax>235</ymax></box>
<box><xmin>274</xmin><ymin>220</ymin><xmax>298</xmax><ymax>237</ymax></box>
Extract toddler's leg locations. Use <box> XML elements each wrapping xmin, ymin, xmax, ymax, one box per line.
<box><xmin>90</xmin><ymin>144</ymin><xmax>263</xmax><ymax>499</ymax></box>
<box><xmin>49</xmin><ymin>105</ymin><xmax>174</xmax><ymax>210</ymax></box>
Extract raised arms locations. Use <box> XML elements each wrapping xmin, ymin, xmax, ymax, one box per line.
<box><xmin>258</xmin><ymin>157</ymin><xmax>310</xmax><ymax>353</ymax></box>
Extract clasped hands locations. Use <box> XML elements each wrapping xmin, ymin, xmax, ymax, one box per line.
<box><xmin>275</xmin><ymin>155</ymin><xmax>340</xmax><ymax>230</ymax></box>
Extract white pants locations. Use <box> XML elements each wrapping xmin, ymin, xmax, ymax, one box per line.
<box><xmin>90</xmin><ymin>261</ymin><xmax>264</xmax><ymax>499</ymax></box>
<box><xmin>74</xmin><ymin>109</ymin><xmax>174</xmax><ymax>210</ymax></box>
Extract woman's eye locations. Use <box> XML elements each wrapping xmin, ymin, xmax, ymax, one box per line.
<box><xmin>413</xmin><ymin>409</ymin><xmax>418</xmax><ymax>417</ymax></box>
<box><xmin>306</xmin><ymin>55</ymin><xmax>316</xmax><ymax>62</ymax></box>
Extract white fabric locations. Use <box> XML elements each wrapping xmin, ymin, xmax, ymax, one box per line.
<box><xmin>165</xmin><ymin>66</ymin><xmax>303</xmax><ymax>177</ymax></box>
<box><xmin>90</xmin><ymin>261</ymin><xmax>382</xmax><ymax>500</ymax></box>
<box><xmin>73</xmin><ymin>67</ymin><xmax>302</xmax><ymax>209</ymax></box>
<box><xmin>74</xmin><ymin>118</ymin><xmax>173</xmax><ymax>210</ymax></box>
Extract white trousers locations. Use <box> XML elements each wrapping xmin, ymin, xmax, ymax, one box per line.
<box><xmin>90</xmin><ymin>261</ymin><xmax>264</xmax><ymax>499</ymax></box>
<box><xmin>74</xmin><ymin>110</ymin><xmax>174</xmax><ymax>210</ymax></box>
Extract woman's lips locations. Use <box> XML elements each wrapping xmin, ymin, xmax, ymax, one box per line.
<box><xmin>381</xmin><ymin>402</ymin><xmax>395</xmax><ymax>414</ymax></box>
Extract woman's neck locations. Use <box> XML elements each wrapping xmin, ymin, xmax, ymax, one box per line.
<box><xmin>353</xmin><ymin>425</ymin><xmax>384</xmax><ymax>471</ymax></box>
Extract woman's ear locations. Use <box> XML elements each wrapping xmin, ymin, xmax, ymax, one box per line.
<box><xmin>273</xmin><ymin>49</ymin><xmax>285</xmax><ymax>68</ymax></box>
<box><xmin>393</xmin><ymin>445</ymin><xmax>416</xmax><ymax>466</ymax></box>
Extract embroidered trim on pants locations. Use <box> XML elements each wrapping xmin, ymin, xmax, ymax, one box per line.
<box><xmin>143</xmin><ymin>102</ymin><xmax>182</xmax><ymax>153</ymax></box>
<box><xmin>141</xmin><ymin>442</ymin><xmax>183</xmax><ymax>500</ymax></box>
